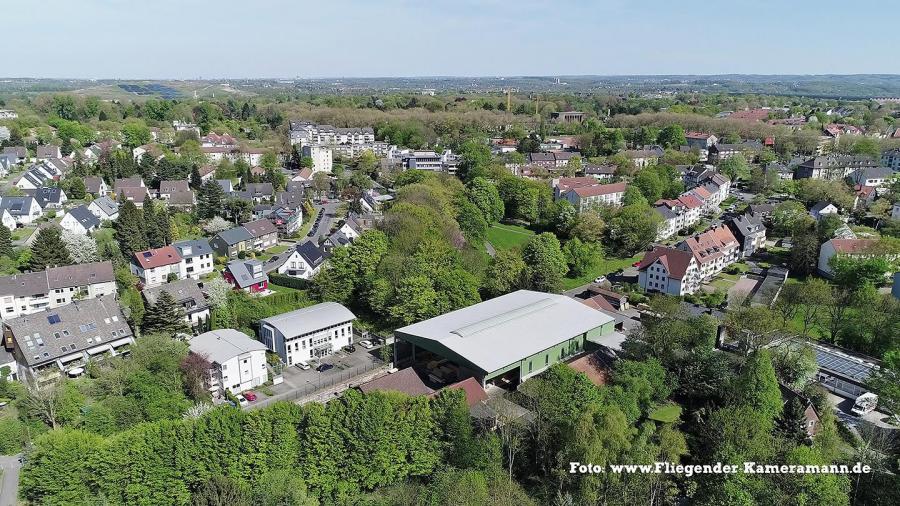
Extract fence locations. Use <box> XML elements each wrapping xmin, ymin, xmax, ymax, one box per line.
<box><xmin>251</xmin><ymin>360</ymin><xmax>388</xmax><ymax>410</ymax></box>
<box><xmin>268</xmin><ymin>273</ymin><xmax>309</xmax><ymax>290</ymax></box>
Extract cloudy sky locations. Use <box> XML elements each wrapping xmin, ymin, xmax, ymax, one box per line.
<box><xmin>6</xmin><ymin>0</ymin><xmax>899</xmax><ymax>78</ymax></box>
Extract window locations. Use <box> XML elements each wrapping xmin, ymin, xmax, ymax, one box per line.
<box><xmin>528</xmin><ymin>361</ymin><xmax>533</xmax><ymax>372</ymax></box>
<box><xmin>545</xmin><ymin>354</ymin><xmax>549</xmax><ymax>366</ymax></box>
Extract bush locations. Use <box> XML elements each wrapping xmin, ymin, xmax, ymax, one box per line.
<box><xmin>268</xmin><ymin>273</ymin><xmax>308</xmax><ymax>290</ymax></box>
<box><xmin>0</xmin><ymin>418</ymin><xmax>28</xmax><ymax>455</ymax></box>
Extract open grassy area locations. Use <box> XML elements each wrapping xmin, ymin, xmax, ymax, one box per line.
<box><xmin>298</xmin><ymin>208</ymin><xmax>318</xmax><ymax>238</ymax></box>
<box><xmin>560</xmin><ymin>253</ymin><xmax>643</xmax><ymax>290</ymax></box>
<box><xmin>649</xmin><ymin>403</ymin><xmax>683</xmax><ymax>423</ymax></box>
<box><xmin>486</xmin><ymin>223</ymin><xmax>535</xmax><ymax>250</ymax></box>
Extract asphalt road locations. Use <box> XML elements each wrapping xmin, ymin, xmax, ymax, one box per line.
<box><xmin>307</xmin><ymin>201</ymin><xmax>342</xmax><ymax>244</ymax></box>
<box><xmin>0</xmin><ymin>454</ymin><xmax>22</xmax><ymax>506</ymax></box>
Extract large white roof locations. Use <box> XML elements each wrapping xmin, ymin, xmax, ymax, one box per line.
<box><xmin>396</xmin><ymin>290</ymin><xmax>614</xmax><ymax>373</ymax></box>
<box><xmin>261</xmin><ymin>302</ymin><xmax>356</xmax><ymax>338</ymax></box>
<box><xmin>189</xmin><ymin>329</ymin><xmax>267</xmax><ymax>364</ymax></box>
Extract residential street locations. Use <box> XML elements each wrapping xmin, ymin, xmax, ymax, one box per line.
<box><xmin>308</xmin><ymin>201</ymin><xmax>342</xmax><ymax>244</ymax></box>
<box><xmin>0</xmin><ymin>454</ymin><xmax>22</xmax><ymax>506</ymax></box>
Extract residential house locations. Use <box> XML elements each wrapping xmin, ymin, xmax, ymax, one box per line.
<box><xmin>2</xmin><ymin>146</ymin><xmax>27</xmax><ymax>164</ymax></box>
<box><xmin>360</xmin><ymin>189</ymin><xmax>393</xmax><ymax>213</ymax></box>
<box><xmin>0</xmin><ymin>110</ymin><xmax>17</xmax><ymax>120</ymax></box>
<box><xmin>892</xmin><ymin>202</ymin><xmax>900</xmax><ymax>220</ymax></box>
<box><xmin>4</xmin><ymin>297</ymin><xmax>133</xmax><ymax>386</ymax></box>
<box><xmin>87</xmin><ymin>196</ymin><xmax>119</xmax><ymax>221</ymax></box>
<box><xmin>210</xmin><ymin>227</ymin><xmax>253</xmax><ymax>258</ymax></box>
<box><xmin>847</xmin><ymin>167</ymin><xmax>895</xmax><ymax>188</ymax></box>
<box><xmin>25</xmin><ymin>187</ymin><xmax>67</xmax><ymax>209</ymax></box>
<box><xmin>200</xmin><ymin>132</ymin><xmax>237</xmax><ymax>148</ymax></box>
<box><xmin>301</xmin><ymin>144</ymin><xmax>333</xmax><ymax>173</ymax></box>
<box><xmin>685</xmin><ymin>132</ymin><xmax>718</xmax><ymax>150</ymax></box>
<box><xmin>637</xmin><ymin>246</ymin><xmax>700</xmax><ymax>296</ymax></box>
<box><xmin>166</xmin><ymin>190</ymin><xmax>195</xmax><ymax>211</ymax></box>
<box><xmin>15</xmin><ymin>162</ymin><xmax>62</xmax><ymax>190</ymax></box>
<box><xmin>263</xmin><ymin>206</ymin><xmax>302</xmax><ymax>235</ymax></box>
<box><xmin>677</xmin><ymin>225</ymin><xmax>740</xmax><ymax>281</ymax></box>
<box><xmin>654</xmin><ymin>194</ymin><xmax>703</xmax><ymax>241</ymax></box>
<box><xmin>561</xmin><ymin>181</ymin><xmax>627</xmax><ymax>213</ymax></box>
<box><xmin>157</xmin><ymin>180</ymin><xmax>190</xmax><ymax>199</ymax></box>
<box><xmin>0</xmin><ymin>154</ymin><xmax>15</xmax><ymax>176</ymax></box>
<box><xmin>550</xmin><ymin>111</ymin><xmax>586</xmax><ymax>123</ymax></box>
<box><xmin>264</xmin><ymin>241</ymin><xmax>325</xmax><ymax>280</ymax></box>
<box><xmin>84</xmin><ymin>176</ymin><xmax>109</xmax><ymax>196</ymax></box>
<box><xmin>131</xmin><ymin>245</ymin><xmax>185</xmax><ymax>288</ymax></box>
<box><xmin>0</xmin><ymin>196</ymin><xmax>43</xmax><ymax>225</ymax></box>
<box><xmin>780</xmin><ymin>386</ymin><xmax>822</xmax><ymax>438</ymax></box>
<box><xmin>242</xmin><ymin>218</ymin><xmax>278</xmax><ymax>251</ymax></box>
<box><xmin>223</xmin><ymin>259</ymin><xmax>268</xmax><ymax>293</ymax></box>
<box><xmin>188</xmin><ymin>329</ymin><xmax>267</xmax><ymax>396</ymax></box>
<box><xmin>173</xmin><ymin>239</ymin><xmax>214</xmax><ymax>279</ymax></box>
<box><xmin>583</xmin><ymin>163</ymin><xmax>617</xmax><ymax>180</ymax></box>
<box><xmin>817</xmin><ymin>239</ymin><xmax>881</xmax><ymax>278</ymax></box>
<box><xmin>622</xmin><ymin>146</ymin><xmax>664</xmax><ymax>168</ymax></box>
<box><xmin>882</xmin><ymin>148</ymin><xmax>900</xmax><ymax>171</ymax></box>
<box><xmin>729</xmin><ymin>108</ymin><xmax>774</xmax><ymax>122</ymax></box>
<box><xmin>795</xmin><ymin>155</ymin><xmax>877</xmax><ymax>181</ymax></box>
<box><xmin>810</xmin><ymin>201</ymin><xmax>840</xmax><ymax>221</ymax></box>
<box><xmin>0</xmin><ymin>261</ymin><xmax>116</xmax><ymax>321</ymax></box>
<box><xmin>116</xmin><ymin>187</ymin><xmax>150</xmax><ymax>207</ymax></box>
<box><xmin>216</xmin><ymin>179</ymin><xmax>234</xmax><ymax>194</ymax></box>
<box><xmin>143</xmin><ymin>279</ymin><xmax>209</xmax><ymax>329</ymax></box>
<box><xmin>59</xmin><ymin>206</ymin><xmax>101</xmax><ymax>235</ymax></box>
<box><xmin>114</xmin><ymin>177</ymin><xmax>145</xmax><ymax>193</ymax></box>
<box><xmin>242</xmin><ymin>183</ymin><xmax>275</xmax><ymax>203</ymax></box>
<box><xmin>853</xmin><ymin>185</ymin><xmax>878</xmax><ymax>210</ymax></box>
<box><xmin>727</xmin><ymin>213</ymin><xmax>767</xmax><ymax>258</ymax></box>
<box><xmin>708</xmin><ymin>141</ymin><xmax>763</xmax><ymax>163</ymax></box>
<box><xmin>198</xmin><ymin>165</ymin><xmax>216</xmax><ymax>182</ymax></box>
<box><xmin>35</xmin><ymin>145</ymin><xmax>61</xmax><ymax>161</ymax></box>
<box><xmin>749</xmin><ymin>203</ymin><xmax>775</xmax><ymax>221</ymax></box>
<box><xmin>259</xmin><ymin>302</ymin><xmax>356</xmax><ymax>365</ymax></box>
<box><xmin>0</xmin><ymin>209</ymin><xmax>14</xmax><ymax>230</ymax></box>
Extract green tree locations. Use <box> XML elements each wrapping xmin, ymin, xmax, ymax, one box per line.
<box><xmin>521</xmin><ymin>232</ymin><xmax>568</xmax><ymax>292</ymax></box>
<box><xmin>115</xmin><ymin>199</ymin><xmax>149</xmax><ymax>259</ymax></box>
<box><xmin>466</xmin><ymin>177</ymin><xmax>504</xmax><ymax>223</ymax></box>
<box><xmin>19</xmin><ymin>429</ymin><xmax>103</xmax><ymax>505</ymax></box>
<box><xmin>563</xmin><ymin>237</ymin><xmax>601</xmax><ymax>277</ymax></box>
<box><xmin>484</xmin><ymin>249</ymin><xmax>526</xmax><ymax>297</ymax></box>
<box><xmin>0</xmin><ymin>225</ymin><xmax>12</xmax><ymax>257</ymax></box>
<box><xmin>197</xmin><ymin>179</ymin><xmax>227</xmax><ymax>220</ymax></box>
<box><xmin>719</xmin><ymin>153</ymin><xmax>750</xmax><ymax>181</ymax></box>
<box><xmin>67</xmin><ymin>177</ymin><xmax>86</xmax><ymax>199</ymax></box>
<box><xmin>657</xmin><ymin>124</ymin><xmax>686</xmax><ymax>148</ymax></box>
<box><xmin>142</xmin><ymin>290</ymin><xmax>190</xmax><ymax>336</ymax></box>
<box><xmin>776</xmin><ymin>397</ymin><xmax>811</xmax><ymax>445</ymax></box>
<box><xmin>29</xmin><ymin>226</ymin><xmax>73</xmax><ymax>270</ymax></box>
<box><xmin>192</xmin><ymin>476</ymin><xmax>251</xmax><ymax>506</ymax></box>
<box><xmin>733</xmin><ymin>349</ymin><xmax>783</xmax><ymax>422</ymax></box>
<box><xmin>606</xmin><ymin>204</ymin><xmax>660</xmax><ymax>256</ymax></box>
<box><xmin>122</xmin><ymin>121</ymin><xmax>152</xmax><ymax>148</ymax></box>
<box><xmin>633</xmin><ymin>169</ymin><xmax>665</xmax><ymax>202</ymax></box>
<box><xmin>868</xmin><ymin>349</ymin><xmax>900</xmax><ymax>424</ymax></box>
<box><xmin>457</xmin><ymin>139</ymin><xmax>492</xmax><ymax>182</ymax></box>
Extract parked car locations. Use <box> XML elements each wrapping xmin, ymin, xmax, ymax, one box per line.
<box><xmin>316</xmin><ymin>363</ymin><xmax>334</xmax><ymax>372</ymax></box>
<box><xmin>359</xmin><ymin>340</ymin><xmax>374</xmax><ymax>349</ymax></box>
<box><xmin>343</xmin><ymin>344</ymin><xmax>356</xmax><ymax>353</ymax></box>
<box><xmin>370</xmin><ymin>336</ymin><xmax>382</xmax><ymax>345</ymax></box>
<box><xmin>593</xmin><ymin>275</ymin><xmax>607</xmax><ymax>284</ymax></box>
<box><xmin>632</xmin><ymin>261</ymin><xmax>641</xmax><ymax>267</ymax></box>
<box><xmin>236</xmin><ymin>394</ymin><xmax>249</xmax><ymax>407</ymax></box>
<box><xmin>243</xmin><ymin>391</ymin><xmax>257</xmax><ymax>402</ymax></box>
<box><xmin>295</xmin><ymin>360</ymin><xmax>311</xmax><ymax>370</ymax></box>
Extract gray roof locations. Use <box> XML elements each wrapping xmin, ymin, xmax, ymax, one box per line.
<box><xmin>173</xmin><ymin>239</ymin><xmax>212</xmax><ymax>259</ymax></box>
<box><xmin>189</xmin><ymin>329</ymin><xmax>267</xmax><ymax>365</ymax></box>
<box><xmin>216</xmin><ymin>226</ymin><xmax>253</xmax><ymax>245</ymax></box>
<box><xmin>91</xmin><ymin>196</ymin><xmax>119</xmax><ymax>217</ymax></box>
<box><xmin>0</xmin><ymin>196</ymin><xmax>37</xmax><ymax>216</ymax></box>
<box><xmin>850</xmin><ymin>167</ymin><xmax>894</xmax><ymax>181</ymax></box>
<box><xmin>730</xmin><ymin>213</ymin><xmax>764</xmax><ymax>237</ymax></box>
<box><xmin>242</xmin><ymin>218</ymin><xmax>277</xmax><ymax>238</ymax></box>
<box><xmin>810</xmin><ymin>201</ymin><xmax>835</xmax><ymax>213</ymax></box>
<box><xmin>0</xmin><ymin>261</ymin><xmax>114</xmax><ymax>298</ymax></box>
<box><xmin>46</xmin><ymin>261</ymin><xmax>114</xmax><ymax>289</ymax></box>
<box><xmin>142</xmin><ymin>278</ymin><xmax>208</xmax><ymax>310</ymax></box>
<box><xmin>296</xmin><ymin>241</ymin><xmax>325</xmax><ymax>267</ymax></box>
<box><xmin>67</xmin><ymin>205</ymin><xmax>101</xmax><ymax>230</ymax></box>
<box><xmin>25</xmin><ymin>187</ymin><xmax>64</xmax><ymax>207</ymax></box>
<box><xmin>5</xmin><ymin>297</ymin><xmax>132</xmax><ymax>367</ymax></box>
<box><xmin>261</xmin><ymin>302</ymin><xmax>356</xmax><ymax>338</ymax></box>
<box><xmin>84</xmin><ymin>177</ymin><xmax>105</xmax><ymax>194</ymax></box>
<box><xmin>225</xmin><ymin>260</ymin><xmax>267</xmax><ymax>288</ymax></box>
<box><xmin>395</xmin><ymin>290</ymin><xmax>614</xmax><ymax>374</ymax></box>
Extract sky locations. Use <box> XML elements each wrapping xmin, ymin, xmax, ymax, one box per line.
<box><xmin>5</xmin><ymin>0</ymin><xmax>900</xmax><ymax>79</ymax></box>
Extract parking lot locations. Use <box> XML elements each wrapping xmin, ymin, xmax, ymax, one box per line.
<box><xmin>245</xmin><ymin>340</ymin><xmax>391</xmax><ymax>409</ymax></box>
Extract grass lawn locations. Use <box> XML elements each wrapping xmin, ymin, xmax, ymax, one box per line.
<box><xmin>268</xmin><ymin>283</ymin><xmax>304</xmax><ymax>295</ymax></box>
<box><xmin>649</xmin><ymin>403</ymin><xmax>683</xmax><ymax>423</ymax></box>
<box><xmin>560</xmin><ymin>253</ymin><xmax>643</xmax><ymax>290</ymax></box>
<box><xmin>486</xmin><ymin>223</ymin><xmax>535</xmax><ymax>250</ymax></box>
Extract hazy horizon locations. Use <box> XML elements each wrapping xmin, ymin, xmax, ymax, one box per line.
<box><xmin>7</xmin><ymin>0</ymin><xmax>900</xmax><ymax>79</ymax></box>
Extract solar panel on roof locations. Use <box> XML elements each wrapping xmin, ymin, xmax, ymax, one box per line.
<box><xmin>143</xmin><ymin>251</ymin><xmax>153</xmax><ymax>258</ymax></box>
<box><xmin>47</xmin><ymin>314</ymin><xmax>61</xmax><ymax>324</ymax></box>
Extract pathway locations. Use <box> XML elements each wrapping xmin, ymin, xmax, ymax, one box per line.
<box><xmin>0</xmin><ymin>454</ymin><xmax>22</xmax><ymax>506</ymax></box>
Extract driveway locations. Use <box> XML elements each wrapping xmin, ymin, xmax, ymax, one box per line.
<box><xmin>0</xmin><ymin>454</ymin><xmax>22</xmax><ymax>506</ymax></box>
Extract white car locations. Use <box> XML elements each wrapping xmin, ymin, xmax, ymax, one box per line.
<box><xmin>236</xmin><ymin>394</ymin><xmax>249</xmax><ymax>408</ymax></box>
<box><xmin>359</xmin><ymin>340</ymin><xmax>374</xmax><ymax>349</ymax></box>
<box><xmin>593</xmin><ymin>276</ymin><xmax>607</xmax><ymax>284</ymax></box>
<box><xmin>295</xmin><ymin>361</ymin><xmax>311</xmax><ymax>370</ymax></box>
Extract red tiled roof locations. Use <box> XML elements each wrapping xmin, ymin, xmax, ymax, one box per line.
<box><xmin>567</xmin><ymin>353</ymin><xmax>612</xmax><ymax>387</ymax></box>
<box><xmin>692</xmin><ymin>186</ymin><xmax>712</xmax><ymax>199</ymax></box>
<box><xmin>133</xmin><ymin>245</ymin><xmax>181</xmax><ymax>269</ymax></box>
<box><xmin>830</xmin><ymin>239</ymin><xmax>877</xmax><ymax>254</ymax></box>
<box><xmin>678</xmin><ymin>194</ymin><xmax>704</xmax><ymax>209</ymax></box>
<box><xmin>637</xmin><ymin>246</ymin><xmax>694</xmax><ymax>279</ymax></box>
<box><xmin>359</xmin><ymin>368</ymin><xmax>434</xmax><ymax>396</ymax></box>
<box><xmin>854</xmin><ymin>185</ymin><xmax>876</xmax><ymax>197</ymax></box>
<box><xmin>681</xmin><ymin>226</ymin><xmax>738</xmax><ymax>265</ymax></box>
<box><xmin>580</xmin><ymin>295</ymin><xmax>615</xmax><ymax>312</ymax></box>
<box><xmin>573</xmin><ymin>182</ymin><xmax>627</xmax><ymax>198</ymax></box>
<box><xmin>445</xmin><ymin>377</ymin><xmax>488</xmax><ymax>407</ymax></box>
<box><xmin>555</xmin><ymin>176</ymin><xmax>598</xmax><ymax>190</ymax></box>
<box><xmin>685</xmin><ymin>131</ymin><xmax>712</xmax><ymax>139</ymax></box>
<box><xmin>730</xmin><ymin>108</ymin><xmax>771</xmax><ymax>121</ymax></box>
